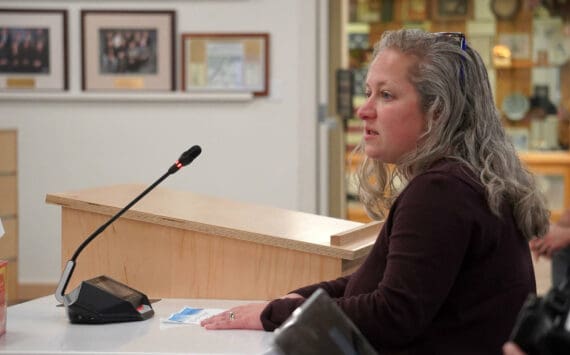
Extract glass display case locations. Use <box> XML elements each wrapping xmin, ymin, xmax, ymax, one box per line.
<box><xmin>343</xmin><ymin>0</ymin><xmax>570</xmax><ymax>223</ymax></box>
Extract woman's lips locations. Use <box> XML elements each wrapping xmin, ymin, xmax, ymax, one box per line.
<box><xmin>364</xmin><ymin>128</ymin><xmax>379</xmax><ymax>141</ymax></box>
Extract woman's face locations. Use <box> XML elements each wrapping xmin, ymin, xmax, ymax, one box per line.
<box><xmin>357</xmin><ymin>48</ymin><xmax>426</xmax><ymax>163</ymax></box>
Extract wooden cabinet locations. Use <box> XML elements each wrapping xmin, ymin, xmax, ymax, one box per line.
<box><xmin>0</xmin><ymin>130</ymin><xmax>18</xmax><ymax>304</ymax></box>
<box><xmin>345</xmin><ymin>152</ymin><xmax>371</xmax><ymax>222</ymax></box>
<box><xmin>343</xmin><ymin>1</ymin><xmax>570</xmax><ymax>223</ymax></box>
<box><xmin>346</xmin><ymin>151</ymin><xmax>570</xmax><ymax>224</ymax></box>
<box><xmin>519</xmin><ymin>151</ymin><xmax>570</xmax><ymax>222</ymax></box>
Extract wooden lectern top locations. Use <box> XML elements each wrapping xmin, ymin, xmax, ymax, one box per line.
<box><xmin>46</xmin><ymin>184</ymin><xmax>380</xmax><ymax>260</ymax></box>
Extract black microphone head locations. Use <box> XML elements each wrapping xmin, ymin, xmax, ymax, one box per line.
<box><xmin>179</xmin><ymin>145</ymin><xmax>202</xmax><ymax>167</ymax></box>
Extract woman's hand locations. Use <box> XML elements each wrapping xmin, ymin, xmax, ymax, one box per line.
<box><xmin>200</xmin><ymin>302</ymin><xmax>268</xmax><ymax>330</ymax></box>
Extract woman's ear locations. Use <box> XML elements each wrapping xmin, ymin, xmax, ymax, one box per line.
<box><xmin>428</xmin><ymin>104</ymin><xmax>442</xmax><ymax>123</ymax></box>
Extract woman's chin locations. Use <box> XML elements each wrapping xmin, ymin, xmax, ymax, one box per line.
<box><xmin>364</xmin><ymin>147</ymin><xmax>383</xmax><ymax>161</ymax></box>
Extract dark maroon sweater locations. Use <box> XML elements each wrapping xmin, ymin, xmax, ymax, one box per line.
<box><xmin>260</xmin><ymin>160</ymin><xmax>536</xmax><ymax>354</ymax></box>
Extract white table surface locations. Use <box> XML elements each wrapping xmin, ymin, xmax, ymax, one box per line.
<box><xmin>0</xmin><ymin>296</ymin><xmax>275</xmax><ymax>354</ymax></box>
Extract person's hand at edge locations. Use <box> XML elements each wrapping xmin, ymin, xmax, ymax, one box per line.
<box><xmin>503</xmin><ymin>342</ymin><xmax>527</xmax><ymax>355</ymax></box>
<box><xmin>530</xmin><ymin>224</ymin><xmax>570</xmax><ymax>259</ymax></box>
<box><xmin>200</xmin><ymin>302</ymin><xmax>267</xmax><ymax>330</ymax></box>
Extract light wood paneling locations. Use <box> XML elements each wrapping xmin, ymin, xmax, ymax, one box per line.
<box><xmin>48</xmin><ymin>184</ymin><xmax>372</xmax><ymax>260</ymax></box>
<box><xmin>49</xmin><ymin>185</ymin><xmax>377</xmax><ymax>300</ymax></box>
<box><xmin>520</xmin><ymin>151</ymin><xmax>570</xmax><ymax>223</ymax></box>
<box><xmin>0</xmin><ymin>129</ymin><xmax>18</xmax><ymax>305</ymax></box>
<box><xmin>0</xmin><ymin>175</ymin><xmax>17</xmax><ymax>217</ymax></box>
<box><xmin>0</xmin><ymin>217</ymin><xmax>17</xmax><ymax>259</ymax></box>
<box><xmin>17</xmin><ymin>283</ymin><xmax>55</xmax><ymax>303</ymax></box>
<box><xmin>5</xmin><ymin>262</ymin><xmax>17</xmax><ymax>305</ymax></box>
<box><xmin>61</xmin><ymin>209</ymin><xmax>343</xmax><ymax>300</ymax></box>
<box><xmin>0</xmin><ymin>130</ymin><xmax>16</xmax><ymax>173</ymax></box>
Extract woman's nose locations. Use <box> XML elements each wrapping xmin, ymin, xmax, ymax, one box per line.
<box><xmin>356</xmin><ymin>98</ymin><xmax>375</xmax><ymax>121</ymax></box>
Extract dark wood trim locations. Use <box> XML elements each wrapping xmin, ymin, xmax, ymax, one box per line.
<box><xmin>0</xmin><ymin>8</ymin><xmax>69</xmax><ymax>91</ymax></box>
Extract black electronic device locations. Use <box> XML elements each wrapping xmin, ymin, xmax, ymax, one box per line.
<box><xmin>54</xmin><ymin>145</ymin><xmax>202</xmax><ymax>324</ymax></box>
<box><xmin>510</xmin><ymin>279</ymin><xmax>570</xmax><ymax>355</ymax></box>
<box><xmin>271</xmin><ymin>288</ymin><xmax>378</xmax><ymax>355</ymax></box>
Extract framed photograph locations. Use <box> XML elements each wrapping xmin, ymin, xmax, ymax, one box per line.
<box><xmin>431</xmin><ymin>0</ymin><xmax>472</xmax><ymax>21</ymax></box>
<box><xmin>0</xmin><ymin>9</ymin><xmax>68</xmax><ymax>91</ymax></box>
<box><xmin>349</xmin><ymin>0</ymin><xmax>381</xmax><ymax>23</ymax></box>
<box><xmin>181</xmin><ymin>33</ymin><xmax>269</xmax><ymax>96</ymax></box>
<box><xmin>81</xmin><ymin>10</ymin><xmax>175</xmax><ymax>92</ymax></box>
<box><xmin>402</xmin><ymin>0</ymin><xmax>428</xmax><ymax>21</ymax></box>
<box><xmin>533</xmin><ymin>18</ymin><xmax>568</xmax><ymax>66</ymax></box>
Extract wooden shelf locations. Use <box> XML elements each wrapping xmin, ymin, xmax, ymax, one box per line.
<box><xmin>347</xmin><ymin>150</ymin><xmax>570</xmax><ymax>168</ymax></box>
<box><xmin>519</xmin><ymin>150</ymin><xmax>570</xmax><ymax>164</ymax></box>
<box><xmin>345</xmin><ymin>150</ymin><xmax>570</xmax><ymax>223</ymax></box>
<box><xmin>347</xmin><ymin>205</ymin><xmax>372</xmax><ymax>223</ymax></box>
<box><xmin>0</xmin><ymin>92</ymin><xmax>254</xmax><ymax>103</ymax></box>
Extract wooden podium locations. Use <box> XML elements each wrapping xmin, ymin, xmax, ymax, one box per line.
<box><xmin>46</xmin><ymin>184</ymin><xmax>380</xmax><ymax>300</ymax></box>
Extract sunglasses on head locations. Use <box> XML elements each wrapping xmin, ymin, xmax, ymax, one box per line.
<box><xmin>433</xmin><ymin>32</ymin><xmax>467</xmax><ymax>51</ymax></box>
<box><xmin>433</xmin><ymin>32</ymin><xmax>467</xmax><ymax>85</ymax></box>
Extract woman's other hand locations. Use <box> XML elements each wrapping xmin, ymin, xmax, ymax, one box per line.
<box><xmin>280</xmin><ymin>293</ymin><xmax>303</xmax><ymax>299</ymax></box>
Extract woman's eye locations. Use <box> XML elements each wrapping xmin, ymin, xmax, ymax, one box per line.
<box><xmin>364</xmin><ymin>90</ymin><xmax>371</xmax><ymax>98</ymax></box>
<box><xmin>380</xmin><ymin>91</ymin><xmax>392</xmax><ymax>100</ymax></box>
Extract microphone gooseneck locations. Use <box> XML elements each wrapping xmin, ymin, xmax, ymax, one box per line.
<box><xmin>55</xmin><ymin>146</ymin><xmax>202</xmax><ymax>304</ymax></box>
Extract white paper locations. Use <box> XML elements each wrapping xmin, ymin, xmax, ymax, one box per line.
<box><xmin>162</xmin><ymin>307</ymin><xmax>225</xmax><ymax>325</ymax></box>
<box><xmin>0</xmin><ymin>217</ymin><xmax>4</xmax><ymax>238</ymax></box>
<box><xmin>206</xmin><ymin>42</ymin><xmax>245</xmax><ymax>89</ymax></box>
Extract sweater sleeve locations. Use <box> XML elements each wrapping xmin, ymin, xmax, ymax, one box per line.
<box><xmin>260</xmin><ymin>297</ymin><xmax>305</xmax><ymax>330</ymax></box>
<box><xmin>290</xmin><ymin>276</ymin><xmax>351</xmax><ymax>298</ymax></box>
<box><xmin>260</xmin><ymin>274</ymin><xmax>352</xmax><ymax>330</ymax></box>
<box><xmin>261</xmin><ymin>171</ymin><xmax>480</xmax><ymax>343</ymax></box>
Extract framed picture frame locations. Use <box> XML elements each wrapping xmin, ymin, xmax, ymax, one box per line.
<box><xmin>533</xmin><ymin>18</ymin><xmax>567</xmax><ymax>66</ymax></box>
<box><xmin>0</xmin><ymin>9</ymin><xmax>68</xmax><ymax>91</ymax></box>
<box><xmin>81</xmin><ymin>10</ymin><xmax>175</xmax><ymax>92</ymax></box>
<box><xmin>431</xmin><ymin>0</ymin><xmax>472</xmax><ymax>21</ymax></box>
<box><xmin>181</xmin><ymin>33</ymin><xmax>269</xmax><ymax>96</ymax></box>
<box><xmin>402</xmin><ymin>0</ymin><xmax>429</xmax><ymax>22</ymax></box>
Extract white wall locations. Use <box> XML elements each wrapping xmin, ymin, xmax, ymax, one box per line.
<box><xmin>0</xmin><ymin>0</ymin><xmax>319</xmax><ymax>284</ymax></box>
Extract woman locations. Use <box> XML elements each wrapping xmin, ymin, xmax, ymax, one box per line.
<box><xmin>201</xmin><ymin>29</ymin><xmax>549</xmax><ymax>354</ymax></box>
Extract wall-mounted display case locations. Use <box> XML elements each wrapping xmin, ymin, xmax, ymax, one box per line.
<box><xmin>343</xmin><ymin>0</ymin><xmax>570</xmax><ymax>223</ymax></box>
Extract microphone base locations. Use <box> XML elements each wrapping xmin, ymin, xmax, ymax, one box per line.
<box><xmin>63</xmin><ymin>275</ymin><xmax>154</xmax><ymax>324</ymax></box>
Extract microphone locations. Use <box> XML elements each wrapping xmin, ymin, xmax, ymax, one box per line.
<box><xmin>54</xmin><ymin>145</ymin><xmax>202</xmax><ymax>324</ymax></box>
<box><xmin>168</xmin><ymin>145</ymin><xmax>202</xmax><ymax>174</ymax></box>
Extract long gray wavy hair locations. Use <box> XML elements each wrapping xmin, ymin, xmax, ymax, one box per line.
<box><xmin>356</xmin><ymin>28</ymin><xmax>549</xmax><ymax>240</ymax></box>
